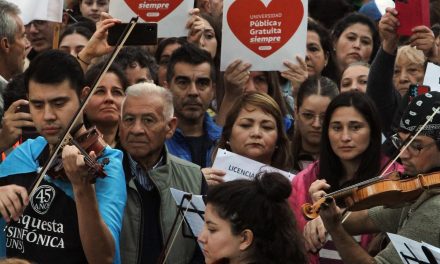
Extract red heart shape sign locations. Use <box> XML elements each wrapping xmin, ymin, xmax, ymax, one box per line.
<box><xmin>124</xmin><ymin>0</ymin><xmax>184</xmax><ymax>22</ymax></box>
<box><xmin>227</xmin><ymin>0</ymin><xmax>304</xmax><ymax>58</ymax></box>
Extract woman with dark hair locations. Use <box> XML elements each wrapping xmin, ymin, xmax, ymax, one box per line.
<box><xmin>328</xmin><ymin>13</ymin><xmax>380</xmax><ymax>83</ymax></box>
<box><xmin>59</xmin><ymin>24</ymin><xmax>93</xmax><ymax>57</ymax></box>
<box><xmin>199</xmin><ymin>171</ymin><xmax>307</xmax><ymax>264</ymax></box>
<box><xmin>289</xmin><ymin>92</ymin><xmax>402</xmax><ymax>264</ymax></box>
<box><xmin>307</xmin><ymin>19</ymin><xmax>333</xmax><ymax>80</ymax></box>
<box><xmin>203</xmin><ymin>92</ymin><xmax>292</xmax><ymax>185</ymax></box>
<box><xmin>292</xmin><ymin>76</ymin><xmax>339</xmax><ymax>172</ymax></box>
<box><xmin>83</xmin><ymin>61</ymin><xmax>129</xmax><ymax>147</ymax></box>
<box><xmin>154</xmin><ymin>37</ymin><xmax>187</xmax><ymax>86</ymax></box>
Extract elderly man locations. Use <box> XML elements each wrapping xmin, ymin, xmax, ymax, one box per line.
<box><xmin>164</xmin><ymin>43</ymin><xmax>221</xmax><ymax>168</ymax></box>
<box><xmin>0</xmin><ymin>0</ymin><xmax>29</xmax><ymax>116</ymax></box>
<box><xmin>118</xmin><ymin>82</ymin><xmax>206</xmax><ymax>264</ymax></box>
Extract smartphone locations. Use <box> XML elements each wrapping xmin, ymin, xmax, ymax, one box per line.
<box><xmin>107</xmin><ymin>23</ymin><xmax>158</xmax><ymax>46</ymax></box>
<box><xmin>408</xmin><ymin>84</ymin><xmax>430</xmax><ymax>102</ymax></box>
<box><xmin>395</xmin><ymin>0</ymin><xmax>430</xmax><ymax>36</ymax></box>
<box><xmin>15</xmin><ymin>104</ymin><xmax>36</xmax><ymax>135</ymax></box>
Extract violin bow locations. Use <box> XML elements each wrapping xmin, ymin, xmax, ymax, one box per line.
<box><xmin>3</xmin><ymin>17</ymin><xmax>139</xmax><ymax>231</ymax></box>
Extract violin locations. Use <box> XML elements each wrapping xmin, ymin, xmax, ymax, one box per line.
<box><xmin>302</xmin><ymin>100</ymin><xmax>440</xmax><ymax>220</ymax></box>
<box><xmin>48</xmin><ymin>127</ymin><xmax>109</xmax><ymax>183</ymax></box>
<box><xmin>302</xmin><ymin>171</ymin><xmax>440</xmax><ymax>219</ymax></box>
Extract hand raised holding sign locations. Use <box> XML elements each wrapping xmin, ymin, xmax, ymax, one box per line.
<box><xmin>281</xmin><ymin>56</ymin><xmax>308</xmax><ymax>96</ymax></box>
<box><xmin>186</xmin><ymin>9</ymin><xmax>204</xmax><ymax>44</ymax></box>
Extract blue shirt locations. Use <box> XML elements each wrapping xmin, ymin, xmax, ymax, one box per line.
<box><xmin>166</xmin><ymin>113</ymin><xmax>222</xmax><ymax>167</ymax></box>
<box><xmin>0</xmin><ymin>136</ymin><xmax>126</xmax><ymax>263</ymax></box>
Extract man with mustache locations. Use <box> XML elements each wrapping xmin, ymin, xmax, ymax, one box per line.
<box><xmin>118</xmin><ymin>82</ymin><xmax>206</xmax><ymax>264</ymax></box>
<box><xmin>164</xmin><ymin>43</ymin><xmax>222</xmax><ymax>168</ymax></box>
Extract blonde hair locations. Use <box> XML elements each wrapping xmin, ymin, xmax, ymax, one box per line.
<box><xmin>396</xmin><ymin>45</ymin><xmax>426</xmax><ymax>66</ymax></box>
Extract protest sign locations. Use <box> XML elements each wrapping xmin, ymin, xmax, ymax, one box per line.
<box><xmin>15</xmin><ymin>0</ymin><xmax>63</xmax><ymax>24</ymax></box>
<box><xmin>423</xmin><ymin>62</ymin><xmax>440</xmax><ymax>92</ymax></box>
<box><xmin>220</xmin><ymin>0</ymin><xmax>307</xmax><ymax>71</ymax></box>
<box><xmin>212</xmin><ymin>148</ymin><xmax>295</xmax><ymax>182</ymax></box>
<box><xmin>109</xmin><ymin>0</ymin><xmax>194</xmax><ymax>38</ymax></box>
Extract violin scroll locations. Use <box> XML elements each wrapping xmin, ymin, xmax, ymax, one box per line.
<box><xmin>302</xmin><ymin>197</ymin><xmax>328</xmax><ymax>220</ymax></box>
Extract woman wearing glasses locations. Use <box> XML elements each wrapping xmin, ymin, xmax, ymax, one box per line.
<box><xmin>289</xmin><ymin>92</ymin><xmax>403</xmax><ymax>264</ymax></box>
<box><xmin>292</xmin><ymin>76</ymin><xmax>339</xmax><ymax>172</ymax></box>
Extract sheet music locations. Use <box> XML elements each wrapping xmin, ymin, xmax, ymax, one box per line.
<box><xmin>170</xmin><ymin>188</ymin><xmax>205</xmax><ymax>238</ymax></box>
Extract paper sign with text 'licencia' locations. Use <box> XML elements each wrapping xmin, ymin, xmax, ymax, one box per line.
<box><xmin>212</xmin><ymin>149</ymin><xmax>295</xmax><ymax>182</ymax></box>
<box><xmin>220</xmin><ymin>0</ymin><xmax>307</xmax><ymax>71</ymax></box>
<box><xmin>15</xmin><ymin>0</ymin><xmax>63</xmax><ymax>24</ymax></box>
<box><xmin>387</xmin><ymin>232</ymin><xmax>440</xmax><ymax>263</ymax></box>
<box><xmin>109</xmin><ymin>0</ymin><xmax>193</xmax><ymax>38</ymax></box>
<box><xmin>423</xmin><ymin>63</ymin><xmax>440</xmax><ymax>92</ymax></box>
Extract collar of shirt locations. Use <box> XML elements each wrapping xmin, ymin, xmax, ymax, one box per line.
<box><xmin>127</xmin><ymin>152</ymin><xmax>165</xmax><ymax>190</ymax></box>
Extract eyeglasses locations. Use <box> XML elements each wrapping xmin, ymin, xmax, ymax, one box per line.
<box><xmin>299</xmin><ymin>112</ymin><xmax>325</xmax><ymax>124</ymax></box>
<box><xmin>390</xmin><ymin>133</ymin><xmax>437</xmax><ymax>156</ymax></box>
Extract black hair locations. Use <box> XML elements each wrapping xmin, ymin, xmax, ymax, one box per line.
<box><xmin>154</xmin><ymin>37</ymin><xmax>187</xmax><ymax>65</ymax></box>
<box><xmin>3</xmin><ymin>73</ymin><xmax>25</xmax><ymax>111</ymax></box>
<box><xmin>59</xmin><ymin>23</ymin><xmax>93</xmax><ymax>44</ymax></box>
<box><xmin>24</xmin><ymin>50</ymin><xmax>85</xmax><ymax>97</ymax></box>
<box><xmin>309</xmin><ymin>0</ymin><xmax>354</xmax><ymax>29</ymax></box>
<box><xmin>332</xmin><ymin>12</ymin><xmax>380</xmax><ymax>65</ymax></box>
<box><xmin>84</xmin><ymin>61</ymin><xmax>129</xmax><ymax>91</ymax></box>
<box><xmin>166</xmin><ymin>42</ymin><xmax>216</xmax><ymax>83</ymax></box>
<box><xmin>114</xmin><ymin>46</ymin><xmax>158</xmax><ymax>83</ymax></box>
<box><xmin>292</xmin><ymin>76</ymin><xmax>339</xmax><ymax>171</ymax></box>
<box><xmin>319</xmin><ymin>91</ymin><xmax>382</xmax><ymax>193</ymax></box>
<box><xmin>206</xmin><ymin>172</ymin><xmax>306</xmax><ymax>264</ymax></box>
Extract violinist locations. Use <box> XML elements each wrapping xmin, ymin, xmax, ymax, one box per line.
<box><xmin>0</xmin><ymin>50</ymin><xmax>126</xmax><ymax>264</ymax></box>
<box><xmin>289</xmin><ymin>91</ymin><xmax>403</xmax><ymax>263</ymax></box>
<box><xmin>305</xmin><ymin>91</ymin><xmax>440</xmax><ymax>263</ymax></box>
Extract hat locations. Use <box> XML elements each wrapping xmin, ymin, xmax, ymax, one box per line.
<box><xmin>359</xmin><ymin>1</ymin><xmax>382</xmax><ymax>22</ymax></box>
<box><xmin>399</xmin><ymin>92</ymin><xmax>440</xmax><ymax>140</ymax></box>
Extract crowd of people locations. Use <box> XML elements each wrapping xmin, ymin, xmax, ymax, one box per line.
<box><xmin>0</xmin><ymin>0</ymin><xmax>440</xmax><ymax>263</ymax></box>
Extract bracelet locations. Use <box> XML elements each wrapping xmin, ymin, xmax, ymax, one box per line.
<box><xmin>76</xmin><ymin>53</ymin><xmax>91</xmax><ymax>65</ymax></box>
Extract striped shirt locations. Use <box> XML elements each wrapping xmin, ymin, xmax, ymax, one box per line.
<box><xmin>127</xmin><ymin>153</ymin><xmax>164</xmax><ymax>191</ymax></box>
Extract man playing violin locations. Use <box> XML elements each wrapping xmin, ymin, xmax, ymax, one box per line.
<box><xmin>304</xmin><ymin>91</ymin><xmax>440</xmax><ymax>263</ymax></box>
<box><xmin>0</xmin><ymin>50</ymin><xmax>126</xmax><ymax>263</ymax></box>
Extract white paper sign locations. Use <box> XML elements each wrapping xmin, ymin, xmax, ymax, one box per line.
<box><xmin>387</xmin><ymin>232</ymin><xmax>440</xmax><ymax>263</ymax></box>
<box><xmin>109</xmin><ymin>0</ymin><xmax>194</xmax><ymax>38</ymax></box>
<box><xmin>212</xmin><ymin>148</ymin><xmax>295</xmax><ymax>182</ymax></box>
<box><xmin>14</xmin><ymin>0</ymin><xmax>63</xmax><ymax>25</ymax></box>
<box><xmin>423</xmin><ymin>62</ymin><xmax>440</xmax><ymax>92</ymax></box>
<box><xmin>374</xmin><ymin>0</ymin><xmax>395</xmax><ymax>16</ymax></box>
<box><xmin>170</xmin><ymin>188</ymin><xmax>205</xmax><ymax>238</ymax></box>
<box><xmin>220</xmin><ymin>0</ymin><xmax>307</xmax><ymax>71</ymax></box>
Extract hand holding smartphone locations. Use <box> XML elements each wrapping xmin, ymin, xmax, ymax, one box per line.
<box><xmin>107</xmin><ymin>23</ymin><xmax>158</xmax><ymax>46</ymax></box>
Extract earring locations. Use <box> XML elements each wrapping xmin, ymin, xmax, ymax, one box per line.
<box><xmin>226</xmin><ymin>141</ymin><xmax>230</xmax><ymax>145</ymax></box>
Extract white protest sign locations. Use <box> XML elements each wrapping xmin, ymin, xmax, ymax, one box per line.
<box><xmin>220</xmin><ymin>0</ymin><xmax>307</xmax><ymax>71</ymax></box>
<box><xmin>14</xmin><ymin>0</ymin><xmax>63</xmax><ymax>24</ymax></box>
<box><xmin>423</xmin><ymin>62</ymin><xmax>440</xmax><ymax>92</ymax></box>
<box><xmin>109</xmin><ymin>0</ymin><xmax>194</xmax><ymax>38</ymax></box>
<box><xmin>375</xmin><ymin>0</ymin><xmax>395</xmax><ymax>16</ymax></box>
<box><xmin>212</xmin><ymin>148</ymin><xmax>295</xmax><ymax>182</ymax></box>
<box><xmin>387</xmin><ymin>232</ymin><xmax>440</xmax><ymax>263</ymax></box>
